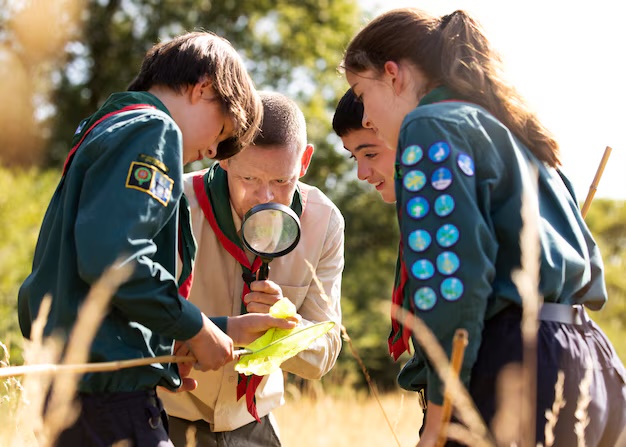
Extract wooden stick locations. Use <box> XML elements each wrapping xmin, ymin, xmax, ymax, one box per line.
<box><xmin>0</xmin><ymin>355</ymin><xmax>195</xmax><ymax>379</ymax></box>
<box><xmin>581</xmin><ymin>146</ymin><xmax>612</xmax><ymax>218</ymax></box>
<box><xmin>435</xmin><ymin>328</ymin><xmax>469</xmax><ymax>447</ymax></box>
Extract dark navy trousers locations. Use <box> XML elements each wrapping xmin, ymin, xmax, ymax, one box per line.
<box><xmin>436</xmin><ymin>306</ymin><xmax>626</xmax><ymax>446</ymax></box>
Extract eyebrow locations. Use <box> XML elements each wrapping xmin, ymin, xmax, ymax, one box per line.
<box><xmin>344</xmin><ymin>143</ymin><xmax>378</xmax><ymax>153</ymax></box>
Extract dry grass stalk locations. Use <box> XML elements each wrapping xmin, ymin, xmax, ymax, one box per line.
<box><xmin>491</xmin><ymin>363</ymin><xmax>523</xmax><ymax>445</ymax></box>
<box><xmin>391</xmin><ymin>305</ymin><xmax>493</xmax><ymax>447</ymax></box>
<box><xmin>185</xmin><ymin>424</ymin><xmax>197</xmax><ymax>447</ymax></box>
<box><xmin>544</xmin><ymin>370</ymin><xmax>566</xmax><ymax>447</ymax></box>
<box><xmin>510</xmin><ymin>168</ymin><xmax>542</xmax><ymax>447</ymax></box>
<box><xmin>393</xmin><ymin>392</ymin><xmax>405</xmax><ymax>434</ymax></box>
<box><xmin>17</xmin><ymin>261</ymin><xmax>133</xmax><ymax>446</ymax></box>
<box><xmin>574</xmin><ymin>360</ymin><xmax>592</xmax><ymax>447</ymax></box>
<box><xmin>306</xmin><ymin>258</ymin><xmax>402</xmax><ymax>445</ymax></box>
<box><xmin>341</xmin><ymin>325</ymin><xmax>402</xmax><ymax>447</ymax></box>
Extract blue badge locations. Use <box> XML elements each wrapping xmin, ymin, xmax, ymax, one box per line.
<box><xmin>436</xmin><ymin>251</ymin><xmax>460</xmax><ymax>276</ymax></box>
<box><xmin>408</xmin><ymin>229</ymin><xmax>432</xmax><ymax>252</ymax></box>
<box><xmin>406</xmin><ymin>197</ymin><xmax>429</xmax><ymax>220</ymax></box>
<box><xmin>431</xmin><ymin>167</ymin><xmax>453</xmax><ymax>191</ymax></box>
<box><xmin>457</xmin><ymin>153</ymin><xmax>475</xmax><ymax>176</ymax></box>
<box><xmin>428</xmin><ymin>142</ymin><xmax>450</xmax><ymax>163</ymax></box>
<box><xmin>411</xmin><ymin>259</ymin><xmax>435</xmax><ymax>280</ymax></box>
<box><xmin>440</xmin><ymin>277</ymin><xmax>464</xmax><ymax>301</ymax></box>
<box><xmin>403</xmin><ymin>170</ymin><xmax>427</xmax><ymax>192</ymax></box>
<box><xmin>434</xmin><ymin>194</ymin><xmax>455</xmax><ymax>217</ymax></box>
<box><xmin>402</xmin><ymin>145</ymin><xmax>423</xmax><ymax>166</ymax></box>
<box><xmin>436</xmin><ymin>224</ymin><xmax>460</xmax><ymax>248</ymax></box>
<box><xmin>414</xmin><ymin>287</ymin><xmax>437</xmax><ymax>311</ymax></box>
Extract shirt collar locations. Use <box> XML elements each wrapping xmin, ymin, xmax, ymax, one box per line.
<box><xmin>418</xmin><ymin>86</ymin><xmax>459</xmax><ymax>106</ymax></box>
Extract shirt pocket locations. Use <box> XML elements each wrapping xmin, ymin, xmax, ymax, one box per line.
<box><xmin>279</xmin><ymin>285</ymin><xmax>309</xmax><ymax>309</ymax></box>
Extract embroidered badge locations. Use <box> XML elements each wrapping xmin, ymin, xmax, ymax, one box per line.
<box><xmin>434</xmin><ymin>194</ymin><xmax>455</xmax><ymax>217</ymax></box>
<box><xmin>428</xmin><ymin>142</ymin><xmax>450</xmax><ymax>163</ymax></box>
<box><xmin>440</xmin><ymin>277</ymin><xmax>464</xmax><ymax>301</ymax></box>
<box><xmin>408</xmin><ymin>229</ymin><xmax>432</xmax><ymax>252</ymax></box>
<box><xmin>74</xmin><ymin>119</ymin><xmax>88</xmax><ymax>135</ymax></box>
<box><xmin>406</xmin><ymin>196</ymin><xmax>430</xmax><ymax>220</ymax></box>
<box><xmin>403</xmin><ymin>170</ymin><xmax>427</xmax><ymax>192</ymax></box>
<box><xmin>414</xmin><ymin>287</ymin><xmax>437</xmax><ymax>311</ymax></box>
<box><xmin>431</xmin><ymin>167</ymin><xmax>453</xmax><ymax>191</ymax></box>
<box><xmin>402</xmin><ymin>145</ymin><xmax>423</xmax><ymax>166</ymax></box>
<box><xmin>436</xmin><ymin>224</ymin><xmax>460</xmax><ymax>248</ymax></box>
<box><xmin>138</xmin><ymin>153</ymin><xmax>169</xmax><ymax>173</ymax></box>
<box><xmin>457</xmin><ymin>153</ymin><xmax>475</xmax><ymax>176</ymax></box>
<box><xmin>436</xmin><ymin>251</ymin><xmax>460</xmax><ymax>276</ymax></box>
<box><xmin>126</xmin><ymin>161</ymin><xmax>174</xmax><ymax>206</ymax></box>
<box><xmin>411</xmin><ymin>259</ymin><xmax>435</xmax><ymax>280</ymax></box>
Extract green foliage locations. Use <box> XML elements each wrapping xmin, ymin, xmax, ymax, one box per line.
<box><xmin>584</xmin><ymin>199</ymin><xmax>626</xmax><ymax>362</ymax></box>
<box><xmin>0</xmin><ymin>167</ymin><xmax>59</xmax><ymax>362</ymax></box>
<box><xmin>44</xmin><ymin>0</ymin><xmax>361</xmax><ymax>190</ymax></box>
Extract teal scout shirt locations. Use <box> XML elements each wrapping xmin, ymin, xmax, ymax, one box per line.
<box><xmin>395</xmin><ymin>87</ymin><xmax>607</xmax><ymax>405</ymax></box>
<box><xmin>18</xmin><ymin>91</ymin><xmax>205</xmax><ymax>393</ymax></box>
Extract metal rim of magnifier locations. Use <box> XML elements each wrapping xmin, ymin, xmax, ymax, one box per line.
<box><xmin>241</xmin><ymin>202</ymin><xmax>301</xmax><ymax>259</ymax></box>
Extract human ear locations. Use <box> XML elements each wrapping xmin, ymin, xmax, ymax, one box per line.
<box><xmin>219</xmin><ymin>159</ymin><xmax>229</xmax><ymax>171</ymax></box>
<box><xmin>299</xmin><ymin>144</ymin><xmax>314</xmax><ymax>177</ymax></box>
<box><xmin>383</xmin><ymin>61</ymin><xmax>403</xmax><ymax>95</ymax></box>
<box><xmin>192</xmin><ymin>77</ymin><xmax>213</xmax><ymax>104</ymax></box>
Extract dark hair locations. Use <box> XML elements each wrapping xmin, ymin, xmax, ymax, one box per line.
<box><xmin>343</xmin><ymin>8</ymin><xmax>560</xmax><ymax>167</ymax></box>
<box><xmin>251</xmin><ymin>91</ymin><xmax>306</xmax><ymax>151</ymax></box>
<box><xmin>332</xmin><ymin>89</ymin><xmax>365</xmax><ymax>137</ymax></box>
<box><xmin>127</xmin><ymin>31</ymin><xmax>262</xmax><ymax>160</ymax></box>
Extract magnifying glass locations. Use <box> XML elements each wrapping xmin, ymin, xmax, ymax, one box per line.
<box><xmin>241</xmin><ymin>203</ymin><xmax>301</xmax><ymax>280</ymax></box>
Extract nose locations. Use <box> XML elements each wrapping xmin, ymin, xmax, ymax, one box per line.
<box><xmin>206</xmin><ymin>143</ymin><xmax>218</xmax><ymax>159</ymax></box>
<box><xmin>362</xmin><ymin>111</ymin><xmax>374</xmax><ymax>130</ymax></box>
<box><xmin>255</xmin><ymin>184</ymin><xmax>274</xmax><ymax>203</ymax></box>
<box><xmin>356</xmin><ymin>162</ymin><xmax>371</xmax><ymax>182</ymax></box>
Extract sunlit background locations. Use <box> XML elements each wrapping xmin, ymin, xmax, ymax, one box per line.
<box><xmin>359</xmin><ymin>0</ymin><xmax>626</xmax><ymax>200</ymax></box>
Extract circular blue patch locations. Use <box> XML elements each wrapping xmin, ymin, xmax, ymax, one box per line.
<box><xmin>457</xmin><ymin>153</ymin><xmax>475</xmax><ymax>176</ymax></box>
<box><xmin>406</xmin><ymin>196</ymin><xmax>430</xmax><ymax>220</ymax></box>
<box><xmin>403</xmin><ymin>170</ymin><xmax>427</xmax><ymax>192</ymax></box>
<box><xmin>413</xmin><ymin>287</ymin><xmax>437</xmax><ymax>311</ymax></box>
<box><xmin>411</xmin><ymin>259</ymin><xmax>435</xmax><ymax>280</ymax></box>
<box><xmin>428</xmin><ymin>142</ymin><xmax>450</xmax><ymax>163</ymax></box>
<box><xmin>440</xmin><ymin>277</ymin><xmax>464</xmax><ymax>301</ymax></box>
<box><xmin>434</xmin><ymin>194</ymin><xmax>455</xmax><ymax>217</ymax></box>
<box><xmin>431</xmin><ymin>167</ymin><xmax>453</xmax><ymax>191</ymax></box>
<box><xmin>408</xmin><ymin>230</ymin><xmax>432</xmax><ymax>252</ymax></box>
<box><xmin>436</xmin><ymin>251</ymin><xmax>460</xmax><ymax>276</ymax></box>
<box><xmin>436</xmin><ymin>224</ymin><xmax>460</xmax><ymax>248</ymax></box>
<box><xmin>402</xmin><ymin>145</ymin><xmax>423</xmax><ymax>166</ymax></box>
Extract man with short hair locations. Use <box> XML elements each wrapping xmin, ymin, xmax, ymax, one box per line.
<box><xmin>161</xmin><ymin>91</ymin><xmax>344</xmax><ymax>446</ymax></box>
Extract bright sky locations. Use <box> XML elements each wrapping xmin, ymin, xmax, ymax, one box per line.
<box><xmin>358</xmin><ymin>0</ymin><xmax>625</xmax><ymax>201</ymax></box>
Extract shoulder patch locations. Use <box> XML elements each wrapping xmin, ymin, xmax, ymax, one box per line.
<box><xmin>125</xmin><ymin>161</ymin><xmax>174</xmax><ymax>206</ymax></box>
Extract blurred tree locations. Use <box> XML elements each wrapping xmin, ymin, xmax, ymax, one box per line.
<box><xmin>43</xmin><ymin>0</ymin><xmax>362</xmax><ymax>190</ymax></box>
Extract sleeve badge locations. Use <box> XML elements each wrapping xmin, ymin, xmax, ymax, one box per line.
<box><xmin>125</xmin><ymin>161</ymin><xmax>174</xmax><ymax>206</ymax></box>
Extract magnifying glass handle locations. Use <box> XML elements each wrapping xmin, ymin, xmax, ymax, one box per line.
<box><xmin>258</xmin><ymin>262</ymin><xmax>270</xmax><ymax>281</ymax></box>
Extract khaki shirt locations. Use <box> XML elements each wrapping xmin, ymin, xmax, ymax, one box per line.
<box><xmin>160</xmin><ymin>173</ymin><xmax>344</xmax><ymax>431</ymax></box>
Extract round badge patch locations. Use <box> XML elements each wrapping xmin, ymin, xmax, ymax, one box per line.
<box><xmin>457</xmin><ymin>153</ymin><xmax>475</xmax><ymax>176</ymax></box>
<box><xmin>134</xmin><ymin>167</ymin><xmax>152</xmax><ymax>185</ymax></box>
<box><xmin>434</xmin><ymin>194</ymin><xmax>455</xmax><ymax>217</ymax></box>
<box><xmin>411</xmin><ymin>259</ymin><xmax>435</xmax><ymax>280</ymax></box>
<box><xmin>436</xmin><ymin>224</ymin><xmax>460</xmax><ymax>248</ymax></box>
<box><xmin>431</xmin><ymin>167</ymin><xmax>453</xmax><ymax>191</ymax></box>
<box><xmin>428</xmin><ymin>142</ymin><xmax>450</xmax><ymax>163</ymax></box>
<box><xmin>414</xmin><ymin>287</ymin><xmax>437</xmax><ymax>311</ymax></box>
<box><xmin>402</xmin><ymin>145</ymin><xmax>423</xmax><ymax>166</ymax></box>
<box><xmin>408</xmin><ymin>229</ymin><xmax>432</xmax><ymax>252</ymax></box>
<box><xmin>403</xmin><ymin>170</ymin><xmax>427</xmax><ymax>192</ymax></box>
<box><xmin>406</xmin><ymin>196</ymin><xmax>430</xmax><ymax>220</ymax></box>
<box><xmin>440</xmin><ymin>277</ymin><xmax>464</xmax><ymax>301</ymax></box>
<box><xmin>436</xmin><ymin>251</ymin><xmax>460</xmax><ymax>276</ymax></box>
